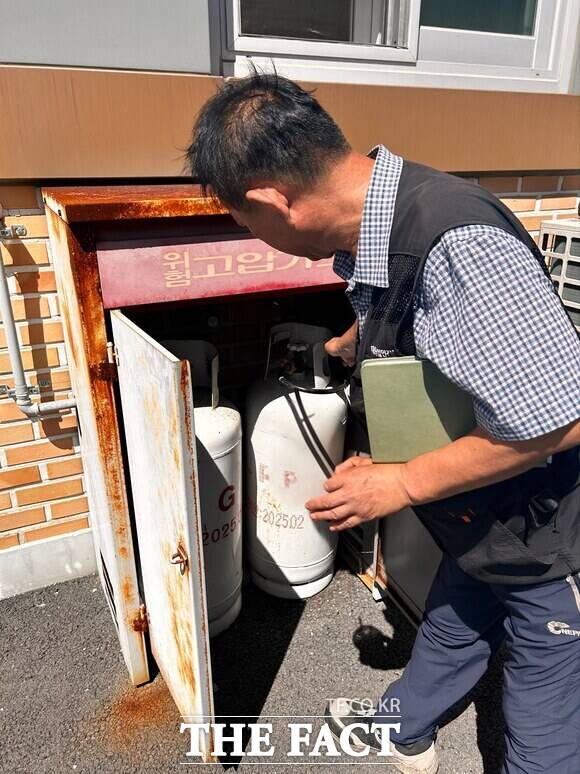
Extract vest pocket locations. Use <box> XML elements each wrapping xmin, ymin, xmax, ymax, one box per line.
<box><xmin>456</xmin><ymin>517</ymin><xmax>560</xmax><ymax>581</ymax></box>
<box><xmin>417</xmin><ymin>479</ymin><xmax>564</xmax><ymax>581</ymax></box>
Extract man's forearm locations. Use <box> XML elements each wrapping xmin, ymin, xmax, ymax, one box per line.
<box><xmin>306</xmin><ymin>420</ymin><xmax>579</xmax><ymax>531</ymax></box>
<box><xmin>400</xmin><ymin>419</ymin><xmax>580</xmax><ymax>507</ymax></box>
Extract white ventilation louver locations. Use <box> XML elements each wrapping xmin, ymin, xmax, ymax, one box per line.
<box><xmin>539</xmin><ymin>218</ymin><xmax>580</xmax><ymax>332</ymax></box>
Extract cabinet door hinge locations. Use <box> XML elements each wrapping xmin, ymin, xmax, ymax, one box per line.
<box><xmin>107</xmin><ymin>342</ymin><xmax>119</xmax><ymax>366</ymax></box>
<box><xmin>132</xmin><ymin>603</ymin><xmax>149</xmax><ymax>633</ymax></box>
<box><xmin>91</xmin><ymin>342</ymin><xmax>119</xmax><ymax>381</ymax></box>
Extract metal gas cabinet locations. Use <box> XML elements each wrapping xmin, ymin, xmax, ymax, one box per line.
<box><xmin>43</xmin><ymin>185</ymin><xmax>440</xmax><ymax>760</ymax></box>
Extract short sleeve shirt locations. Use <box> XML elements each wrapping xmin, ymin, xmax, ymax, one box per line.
<box><xmin>334</xmin><ymin>146</ymin><xmax>580</xmax><ymax>441</ymax></box>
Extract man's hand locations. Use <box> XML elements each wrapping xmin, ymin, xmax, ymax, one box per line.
<box><xmin>400</xmin><ymin>421</ymin><xmax>580</xmax><ymax>505</ymax></box>
<box><xmin>305</xmin><ymin>456</ymin><xmax>411</xmax><ymax>532</ymax></box>
<box><xmin>305</xmin><ymin>420</ymin><xmax>579</xmax><ymax>534</ymax></box>
<box><xmin>325</xmin><ymin>320</ymin><xmax>358</xmax><ymax>367</ymax></box>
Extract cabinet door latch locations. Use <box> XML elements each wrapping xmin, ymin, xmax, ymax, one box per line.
<box><xmin>170</xmin><ymin>544</ymin><xmax>189</xmax><ymax>576</ymax></box>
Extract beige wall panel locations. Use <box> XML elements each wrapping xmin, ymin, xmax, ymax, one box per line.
<box><xmin>0</xmin><ymin>68</ymin><xmax>220</xmax><ymax>179</ymax></box>
<box><xmin>0</xmin><ymin>67</ymin><xmax>578</xmax><ymax>179</ymax></box>
<box><xmin>312</xmin><ymin>82</ymin><xmax>580</xmax><ymax>173</ymax></box>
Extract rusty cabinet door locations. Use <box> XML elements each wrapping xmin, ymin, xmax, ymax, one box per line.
<box><xmin>110</xmin><ymin>310</ymin><xmax>214</xmax><ymax>753</ymax></box>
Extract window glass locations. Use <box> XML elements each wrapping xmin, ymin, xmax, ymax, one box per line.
<box><xmin>420</xmin><ymin>0</ymin><xmax>537</xmax><ymax>36</ymax></box>
<box><xmin>240</xmin><ymin>0</ymin><xmax>353</xmax><ymax>43</ymax></box>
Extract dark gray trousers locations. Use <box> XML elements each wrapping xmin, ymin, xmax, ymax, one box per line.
<box><xmin>374</xmin><ymin>553</ymin><xmax>580</xmax><ymax>773</ymax></box>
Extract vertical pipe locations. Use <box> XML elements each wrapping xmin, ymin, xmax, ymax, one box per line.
<box><xmin>0</xmin><ymin>249</ymin><xmax>76</xmax><ymax>416</ymax></box>
<box><xmin>0</xmin><ymin>254</ymin><xmax>32</xmax><ymax>406</ymax></box>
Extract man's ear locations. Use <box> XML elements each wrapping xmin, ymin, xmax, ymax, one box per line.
<box><xmin>245</xmin><ymin>187</ymin><xmax>291</xmax><ymax>221</ymax></box>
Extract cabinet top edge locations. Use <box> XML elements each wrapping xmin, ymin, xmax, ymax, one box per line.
<box><xmin>42</xmin><ymin>184</ymin><xmax>227</xmax><ymax>223</ymax></box>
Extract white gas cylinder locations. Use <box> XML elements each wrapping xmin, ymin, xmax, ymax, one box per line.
<box><xmin>246</xmin><ymin>323</ymin><xmax>347</xmax><ymax>599</ymax></box>
<box><xmin>162</xmin><ymin>339</ymin><xmax>242</xmax><ymax>637</ymax></box>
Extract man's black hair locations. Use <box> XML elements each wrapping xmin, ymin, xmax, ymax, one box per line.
<box><xmin>187</xmin><ymin>69</ymin><xmax>351</xmax><ymax>208</ymax></box>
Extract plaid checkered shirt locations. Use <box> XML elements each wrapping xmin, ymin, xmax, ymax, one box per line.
<box><xmin>333</xmin><ymin>145</ymin><xmax>580</xmax><ymax>441</ymax></box>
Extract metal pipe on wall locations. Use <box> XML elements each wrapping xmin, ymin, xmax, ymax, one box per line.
<box><xmin>0</xmin><ymin>247</ymin><xmax>76</xmax><ymax>417</ymax></box>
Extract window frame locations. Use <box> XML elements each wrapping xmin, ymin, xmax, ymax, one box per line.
<box><xmin>418</xmin><ymin>0</ymin><xmax>557</xmax><ymax>70</ymax></box>
<box><xmin>221</xmin><ymin>0</ymin><xmax>579</xmax><ymax>94</ymax></box>
<box><xmin>225</xmin><ymin>0</ymin><xmax>422</xmax><ymax>63</ymax></box>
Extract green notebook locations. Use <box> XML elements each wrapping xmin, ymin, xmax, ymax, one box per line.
<box><xmin>361</xmin><ymin>356</ymin><xmax>476</xmax><ymax>462</ymax></box>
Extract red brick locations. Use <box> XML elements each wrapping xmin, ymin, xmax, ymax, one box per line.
<box><xmin>33</xmin><ymin>370</ymin><xmax>71</xmax><ymax>392</ymax></box>
<box><xmin>46</xmin><ymin>457</ymin><xmax>83</xmax><ymax>480</ymax></box>
<box><xmin>0</xmin><ymin>465</ymin><xmax>41</xmax><ymax>490</ymax></box>
<box><xmin>517</xmin><ymin>215</ymin><xmax>549</xmax><ymax>232</ymax></box>
<box><xmin>0</xmin><ymin>423</ymin><xmax>35</xmax><ymax>445</ymax></box>
<box><xmin>0</xmin><ymin>534</ymin><xmax>19</xmax><ymax>550</ymax></box>
<box><xmin>2</xmin><ymin>215</ymin><xmax>48</xmax><ymax>238</ymax></box>
<box><xmin>5</xmin><ymin>436</ymin><xmax>75</xmax><ymax>465</ymax></box>
<box><xmin>539</xmin><ymin>195</ymin><xmax>577</xmax><ymax>211</ymax></box>
<box><xmin>38</xmin><ymin>413</ymin><xmax>77</xmax><ymax>439</ymax></box>
<box><xmin>51</xmin><ymin>496</ymin><xmax>89</xmax><ymax>519</ymax></box>
<box><xmin>0</xmin><ymin>400</ymin><xmax>28</xmax><ymax>423</ymax></box>
<box><xmin>18</xmin><ymin>322</ymin><xmax>64</xmax><ymax>346</ymax></box>
<box><xmin>521</xmin><ymin>176</ymin><xmax>560</xmax><ymax>193</ymax></box>
<box><xmin>0</xmin><ymin>321</ymin><xmax>63</xmax><ymax>349</ymax></box>
<box><xmin>0</xmin><ymin>347</ymin><xmax>59</xmax><ymax>375</ymax></box>
<box><xmin>561</xmin><ymin>175</ymin><xmax>580</xmax><ymax>191</ymax></box>
<box><xmin>15</xmin><ymin>478</ymin><xmax>83</xmax><ymax>507</ymax></box>
<box><xmin>0</xmin><ymin>185</ymin><xmax>40</xmax><ymax>210</ymax></box>
<box><xmin>500</xmin><ymin>198</ymin><xmax>537</xmax><ymax>213</ymax></box>
<box><xmin>0</xmin><ymin>242</ymin><xmax>49</xmax><ymax>267</ymax></box>
<box><xmin>10</xmin><ymin>296</ymin><xmax>52</xmax><ymax>321</ymax></box>
<box><xmin>479</xmin><ymin>177</ymin><xmax>519</xmax><ymax>194</ymax></box>
<box><xmin>0</xmin><ymin>493</ymin><xmax>11</xmax><ymax>510</ymax></box>
<box><xmin>12</xmin><ymin>271</ymin><xmax>57</xmax><ymax>294</ymax></box>
<box><xmin>22</xmin><ymin>516</ymin><xmax>89</xmax><ymax>543</ymax></box>
<box><xmin>0</xmin><ymin>507</ymin><xmax>45</xmax><ymax>532</ymax></box>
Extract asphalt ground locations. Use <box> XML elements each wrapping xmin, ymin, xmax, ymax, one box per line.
<box><xmin>0</xmin><ymin>562</ymin><xmax>505</xmax><ymax>774</ymax></box>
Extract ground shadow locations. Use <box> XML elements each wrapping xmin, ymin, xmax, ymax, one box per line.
<box><xmin>210</xmin><ymin>579</ymin><xmax>305</xmax><ymax>768</ymax></box>
<box><xmin>350</xmin><ymin>594</ymin><xmax>416</xmax><ymax>671</ymax></box>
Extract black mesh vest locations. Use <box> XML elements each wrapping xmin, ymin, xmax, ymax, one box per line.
<box><xmin>350</xmin><ymin>160</ymin><xmax>580</xmax><ymax>585</ymax></box>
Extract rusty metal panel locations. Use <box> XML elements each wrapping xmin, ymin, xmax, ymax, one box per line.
<box><xmin>97</xmin><ymin>237</ymin><xmax>344</xmax><ymax>308</ymax></box>
<box><xmin>110</xmin><ymin>310</ymin><xmax>214</xmax><ymax>748</ymax></box>
<box><xmin>44</xmin><ymin>203</ymin><xmax>150</xmax><ymax>687</ymax></box>
<box><xmin>42</xmin><ymin>184</ymin><xmax>225</xmax><ymax>223</ymax></box>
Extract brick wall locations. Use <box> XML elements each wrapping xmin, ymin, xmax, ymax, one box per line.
<box><xmin>475</xmin><ymin>172</ymin><xmax>580</xmax><ymax>243</ymax></box>
<box><xmin>0</xmin><ymin>185</ymin><xmax>88</xmax><ymax>553</ymax></box>
<box><xmin>0</xmin><ymin>173</ymin><xmax>578</xmax><ymax>561</ymax></box>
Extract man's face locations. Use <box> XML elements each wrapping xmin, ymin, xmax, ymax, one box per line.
<box><xmin>228</xmin><ymin>201</ymin><xmax>336</xmax><ymax>261</ymax></box>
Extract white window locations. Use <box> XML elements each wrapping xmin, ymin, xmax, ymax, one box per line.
<box><xmin>227</xmin><ymin>0</ymin><xmax>421</xmax><ymax>62</ymax></box>
<box><xmin>222</xmin><ymin>0</ymin><xmax>579</xmax><ymax>93</ymax></box>
<box><xmin>419</xmin><ymin>0</ymin><xmax>556</xmax><ymax>69</ymax></box>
